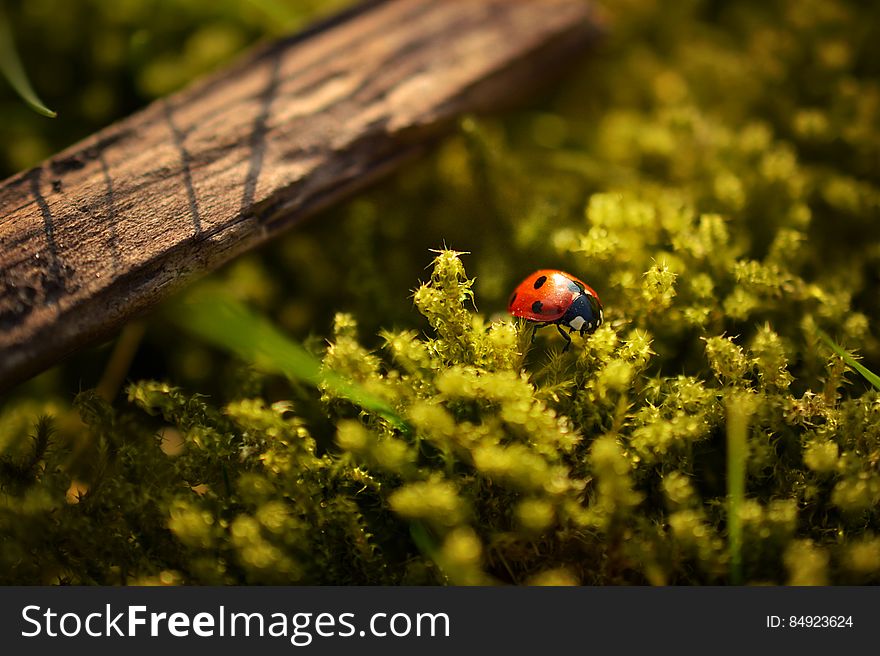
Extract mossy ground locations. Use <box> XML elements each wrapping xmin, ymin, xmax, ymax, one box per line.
<box><xmin>2</xmin><ymin>0</ymin><xmax>880</xmax><ymax>584</ymax></box>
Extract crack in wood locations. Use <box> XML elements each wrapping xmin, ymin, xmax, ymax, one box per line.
<box><xmin>241</xmin><ymin>50</ymin><xmax>282</xmax><ymax>215</ymax></box>
<box><xmin>98</xmin><ymin>149</ymin><xmax>122</xmax><ymax>271</ymax></box>
<box><xmin>27</xmin><ymin>167</ymin><xmax>65</xmax><ymax>304</ymax></box>
<box><xmin>162</xmin><ymin>99</ymin><xmax>203</xmax><ymax>236</ymax></box>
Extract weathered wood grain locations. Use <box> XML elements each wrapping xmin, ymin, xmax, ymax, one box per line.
<box><xmin>0</xmin><ymin>0</ymin><xmax>599</xmax><ymax>392</ymax></box>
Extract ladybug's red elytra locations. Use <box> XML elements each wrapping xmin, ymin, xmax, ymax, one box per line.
<box><xmin>507</xmin><ymin>269</ymin><xmax>603</xmax><ymax>351</ymax></box>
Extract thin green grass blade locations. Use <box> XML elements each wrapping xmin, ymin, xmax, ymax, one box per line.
<box><xmin>0</xmin><ymin>5</ymin><xmax>56</xmax><ymax>118</ymax></box>
<box><xmin>818</xmin><ymin>330</ymin><xmax>880</xmax><ymax>391</ymax></box>
<box><xmin>726</xmin><ymin>394</ymin><xmax>749</xmax><ymax>585</ymax></box>
<box><xmin>174</xmin><ymin>292</ymin><xmax>407</xmax><ymax>430</ymax></box>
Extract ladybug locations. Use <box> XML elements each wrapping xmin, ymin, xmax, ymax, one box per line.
<box><xmin>507</xmin><ymin>269</ymin><xmax>603</xmax><ymax>351</ymax></box>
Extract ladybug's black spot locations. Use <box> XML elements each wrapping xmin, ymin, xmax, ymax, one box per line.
<box><xmin>533</xmin><ymin>275</ymin><xmax>548</xmax><ymax>289</ymax></box>
<box><xmin>531</xmin><ymin>300</ymin><xmax>544</xmax><ymax>314</ymax></box>
<box><xmin>509</xmin><ymin>292</ymin><xmax>517</xmax><ymax>306</ymax></box>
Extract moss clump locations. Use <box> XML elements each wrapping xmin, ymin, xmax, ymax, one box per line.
<box><xmin>3</xmin><ymin>0</ymin><xmax>880</xmax><ymax>584</ymax></box>
<box><xmin>2</xmin><ymin>249</ymin><xmax>879</xmax><ymax>585</ymax></box>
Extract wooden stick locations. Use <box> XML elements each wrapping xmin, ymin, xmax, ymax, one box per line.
<box><xmin>0</xmin><ymin>0</ymin><xmax>599</xmax><ymax>392</ymax></box>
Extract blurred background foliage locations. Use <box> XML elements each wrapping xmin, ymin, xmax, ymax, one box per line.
<box><xmin>0</xmin><ymin>0</ymin><xmax>350</xmax><ymax>172</ymax></box>
<box><xmin>2</xmin><ymin>0</ymin><xmax>880</xmax><ymax>584</ymax></box>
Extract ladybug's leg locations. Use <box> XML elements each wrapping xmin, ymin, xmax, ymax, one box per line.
<box><xmin>531</xmin><ymin>323</ymin><xmax>539</xmax><ymax>343</ymax></box>
<box><xmin>555</xmin><ymin>323</ymin><xmax>572</xmax><ymax>352</ymax></box>
<box><xmin>530</xmin><ymin>322</ymin><xmax>549</xmax><ymax>343</ymax></box>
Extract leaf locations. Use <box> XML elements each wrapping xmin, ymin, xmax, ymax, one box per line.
<box><xmin>818</xmin><ymin>330</ymin><xmax>880</xmax><ymax>391</ymax></box>
<box><xmin>172</xmin><ymin>291</ymin><xmax>408</xmax><ymax>430</ymax></box>
<box><xmin>0</xmin><ymin>4</ymin><xmax>56</xmax><ymax>118</ymax></box>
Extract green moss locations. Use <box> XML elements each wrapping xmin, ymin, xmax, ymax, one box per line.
<box><xmin>3</xmin><ymin>0</ymin><xmax>880</xmax><ymax>584</ymax></box>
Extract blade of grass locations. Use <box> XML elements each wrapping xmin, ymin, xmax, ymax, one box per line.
<box><xmin>818</xmin><ymin>330</ymin><xmax>880</xmax><ymax>391</ymax></box>
<box><xmin>95</xmin><ymin>322</ymin><xmax>146</xmax><ymax>402</ymax></box>
<box><xmin>0</xmin><ymin>4</ymin><xmax>56</xmax><ymax>118</ymax></box>
<box><xmin>173</xmin><ymin>291</ymin><xmax>407</xmax><ymax>431</ymax></box>
<box><xmin>726</xmin><ymin>394</ymin><xmax>749</xmax><ymax>585</ymax></box>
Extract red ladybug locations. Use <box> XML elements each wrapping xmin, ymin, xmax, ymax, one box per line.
<box><xmin>508</xmin><ymin>269</ymin><xmax>603</xmax><ymax>351</ymax></box>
